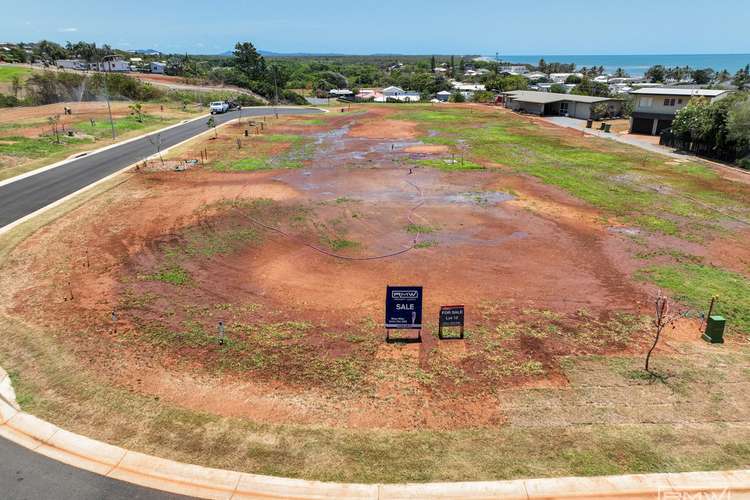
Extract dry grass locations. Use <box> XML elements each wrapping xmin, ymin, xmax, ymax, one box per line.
<box><xmin>2</xmin><ymin>309</ymin><xmax>749</xmax><ymax>482</ymax></box>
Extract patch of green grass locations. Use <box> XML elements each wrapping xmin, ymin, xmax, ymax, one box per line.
<box><xmin>632</xmin><ymin>215</ymin><xmax>679</xmax><ymax>236</ymax></box>
<box><xmin>143</xmin><ymin>265</ymin><xmax>190</xmax><ymax>286</ymax></box>
<box><xmin>398</xmin><ymin>106</ymin><xmax>750</xmax><ymax>241</ymax></box>
<box><xmin>0</xmin><ymin>121</ymin><xmax>46</xmax><ymax>131</ymax></box>
<box><xmin>74</xmin><ymin>115</ymin><xmax>161</xmax><ymax>138</ymax></box>
<box><xmin>640</xmin><ymin>264</ymin><xmax>750</xmax><ymax>333</ymax></box>
<box><xmin>415</xmin><ymin>158</ymin><xmax>485</xmax><ymax>171</ymax></box>
<box><xmin>215</xmin><ymin>157</ymin><xmax>270</xmax><ymax>171</ymax></box>
<box><xmin>394</xmin><ymin>109</ymin><xmax>468</xmax><ymax>123</ymax></box>
<box><xmin>405</xmin><ymin>223</ymin><xmax>436</xmax><ymax>234</ymax></box>
<box><xmin>0</xmin><ymin>135</ymin><xmax>91</xmax><ymax>158</ymax></box>
<box><xmin>335</xmin><ymin>196</ymin><xmax>358</xmax><ymax>204</ymax></box>
<box><xmin>262</xmin><ymin>134</ymin><xmax>305</xmax><ymax>143</ymax></box>
<box><xmin>213</xmin><ymin>133</ymin><xmax>312</xmax><ymax>171</ymax></box>
<box><xmin>182</xmin><ymin>227</ymin><xmax>260</xmax><ymax>257</ymax></box>
<box><xmin>143</xmin><ymin>320</ymin><xmax>213</xmax><ymax>348</ymax></box>
<box><xmin>671</xmin><ymin>162</ymin><xmax>719</xmax><ymax>180</ymax></box>
<box><xmin>414</xmin><ymin>240</ymin><xmax>438</xmax><ymax>249</ymax></box>
<box><xmin>6</xmin><ymin>370</ymin><xmax>35</xmax><ymax>408</ymax></box>
<box><xmin>322</xmin><ymin>237</ymin><xmax>360</xmax><ymax>251</ymax></box>
<box><xmin>0</xmin><ymin>65</ymin><xmax>32</xmax><ymax>82</ymax></box>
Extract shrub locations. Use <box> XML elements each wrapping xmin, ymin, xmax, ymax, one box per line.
<box><xmin>0</xmin><ymin>93</ymin><xmax>20</xmax><ymax>107</ymax></box>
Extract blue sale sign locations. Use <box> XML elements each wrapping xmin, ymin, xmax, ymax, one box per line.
<box><xmin>385</xmin><ymin>286</ymin><xmax>423</xmax><ymax>329</ymax></box>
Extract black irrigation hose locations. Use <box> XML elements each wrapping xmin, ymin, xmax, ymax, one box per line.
<box><xmin>236</xmin><ymin>171</ymin><xmax>426</xmax><ymax>261</ymax></box>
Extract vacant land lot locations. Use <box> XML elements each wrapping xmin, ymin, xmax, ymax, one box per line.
<box><xmin>1</xmin><ymin>104</ymin><xmax>748</xmax><ymax>482</ymax></box>
<box><xmin>0</xmin><ymin>100</ymin><xmax>203</xmax><ymax>180</ymax></box>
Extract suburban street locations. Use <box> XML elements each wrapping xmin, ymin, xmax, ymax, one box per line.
<box><xmin>0</xmin><ymin>106</ymin><xmax>324</xmax><ymax>229</ymax></box>
<box><xmin>0</xmin><ymin>437</ymin><xmax>191</xmax><ymax>499</ymax></box>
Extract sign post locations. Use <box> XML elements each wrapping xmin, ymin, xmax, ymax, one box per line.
<box><xmin>439</xmin><ymin>305</ymin><xmax>464</xmax><ymax>340</ymax></box>
<box><xmin>385</xmin><ymin>286</ymin><xmax>423</xmax><ymax>343</ymax></box>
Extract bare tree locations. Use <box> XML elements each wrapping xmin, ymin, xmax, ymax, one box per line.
<box><xmin>48</xmin><ymin>115</ymin><xmax>60</xmax><ymax>144</ymax></box>
<box><xmin>147</xmin><ymin>133</ymin><xmax>164</xmax><ymax>164</ymax></box>
<box><xmin>645</xmin><ymin>290</ymin><xmax>682</xmax><ymax>374</ymax></box>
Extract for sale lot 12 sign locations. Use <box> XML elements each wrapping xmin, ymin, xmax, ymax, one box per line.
<box><xmin>385</xmin><ymin>286</ymin><xmax>423</xmax><ymax>329</ymax></box>
<box><xmin>440</xmin><ymin>306</ymin><xmax>464</xmax><ymax>327</ymax></box>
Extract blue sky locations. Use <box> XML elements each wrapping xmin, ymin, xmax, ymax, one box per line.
<box><xmin>4</xmin><ymin>0</ymin><xmax>749</xmax><ymax>55</ymax></box>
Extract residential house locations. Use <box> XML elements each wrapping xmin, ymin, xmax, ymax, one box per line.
<box><xmin>550</xmin><ymin>72</ymin><xmax>583</xmax><ymax>84</ymax></box>
<box><xmin>149</xmin><ymin>61</ymin><xmax>166</xmax><ymax>74</ymax></box>
<box><xmin>502</xmin><ymin>90</ymin><xmax>624</xmax><ymax>120</ymax></box>
<box><xmin>629</xmin><ymin>88</ymin><xmax>732</xmax><ymax>135</ymax></box>
<box><xmin>451</xmin><ymin>82</ymin><xmax>486</xmax><ymax>100</ymax></box>
<box><xmin>523</xmin><ymin>71</ymin><xmax>548</xmax><ymax>82</ymax></box>
<box><xmin>329</xmin><ymin>89</ymin><xmax>354</xmax><ymax>99</ymax></box>
<box><xmin>377</xmin><ymin>86</ymin><xmax>420</xmax><ymax>102</ymax></box>
<box><xmin>499</xmin><ymin>65</ymin><xmax>528</xmax><ymax>75</ymax></box>
<box><xmin>93</xmin><ymin>57</ymin><xmax>130</xmax><ymax>72</ymax></box>
<box><xmin>356</xmin><ymin>89</ymin><xmax>379</xmax><ymax>100</ymax></box>
<box><xmin>436</xmin><ymin>90</ymin><xmax>451</xmax><ymax>102</ymax></box>
<box><xmin>56</xmin><ymin>59</ymin><xmax>89</xmax><ymax>70</ymax></box>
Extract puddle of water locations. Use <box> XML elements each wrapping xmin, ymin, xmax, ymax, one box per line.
<box><xmin>608</xmin><ymin>226</ymin><xmax>641</xmax><ymax>236</ymax></box>
<box><xmin>314</xmin><ymin>124</ymin><xmax>351</xmax><ymax>144</ymax></box>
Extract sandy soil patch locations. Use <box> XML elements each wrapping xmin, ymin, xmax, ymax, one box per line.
<box><xmin>348</xmin><ymin>111</ymin><xmax>419</xmax><ymax>140</ymax></box>
<box><xmin>403</xmin><ymin>144</ymin><xmax>449</xmax><ymax>154</ymax></box>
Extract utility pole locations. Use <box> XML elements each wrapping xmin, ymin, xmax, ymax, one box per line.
<box><xmin>101</xmin><ymin>54</ymin><xmax>117</xmax><ymax>140</ymax></box>
<box><xmin>272</xmin><ymin>65</ymin><xmax>279</xmax><ymax>118</ymax></box>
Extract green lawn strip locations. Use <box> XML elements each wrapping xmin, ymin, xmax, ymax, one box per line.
<box><xmin>415</xmin><ymin>158</ymin><xmax>485</xmax><ymax>171</ymax></box>
<box><xmin>0</xmin><ymin>120</ymin><xmax>47</xmax><ymax>131</ymax></box>
<box><xmin>639</xmin><ymin>264</ymin><xmax>750</xmax><ymax>334</ymax></box>
<box><xmin>0</xmin><ymin>65</ymin><xmax>33</xmax><ymax>82</ymax></box>
<box><xmin>72</xmin><ymin>114</ymin><xmax>163</xmax><ymax>139</ymax></box>
<box><xmin>0</xmin><ymin>135</ymin><xmax>92</xmax><ymax>158</ymax></box>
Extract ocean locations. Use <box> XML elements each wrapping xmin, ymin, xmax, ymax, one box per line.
<box><xmin>489</xmin><ymin>54</ymin><xmax>750</xmax><ymax>77</ymax></box>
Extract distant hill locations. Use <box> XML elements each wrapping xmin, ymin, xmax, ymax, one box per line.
<box><xmin>131</xmin><ymin>49</ymin><xmax>162</xmax><ymax>56</ymax></box>
<box><xmin>219</xmin><ymin>49</ymin><xmax>348</xmax><ymax>57</ymax></box>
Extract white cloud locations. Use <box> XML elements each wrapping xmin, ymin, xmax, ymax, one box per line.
<box><xmin>58</xmin><ymin>27</ymin><xmax>78</xmax><ymax>32</ymax></box>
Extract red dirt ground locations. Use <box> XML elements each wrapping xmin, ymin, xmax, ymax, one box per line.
<box><xmin>1</xmin><ymin>106</ymin><xmax>681</xmax><ymax>430</ymax></box>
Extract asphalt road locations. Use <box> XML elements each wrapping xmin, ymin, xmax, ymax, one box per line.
<box><xmin>0</xmin><ymin>106</ymin><xmax>324</xmax><ymax>228</ymax></box>
<box><xmin>0</xmin><ymin>437</ymin><xmax>192</xmax><ymax>500</ymax></box>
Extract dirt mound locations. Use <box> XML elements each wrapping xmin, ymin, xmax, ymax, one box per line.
<box><xmin>348</xmin><ymin>117</ymin><xmax>419</xmax><ymax>139</ymax></box>
<box><xmin>403</xmin><ymin>144</ymin><xmax>449</xmax><ymax>154</ymax></box>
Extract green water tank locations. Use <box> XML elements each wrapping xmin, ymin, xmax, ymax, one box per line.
<box><xmin>702</xmin><ymin>315</ymin><xmax>726</xmax><ymax>344</ymax></box>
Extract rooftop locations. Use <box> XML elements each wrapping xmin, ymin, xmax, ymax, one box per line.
<box><xmin>630</xmin><ymin>88</ymin><xmax>730</xmax><ymax>97</ymax></box>
<box><xmin>502</xmin><ymin>90</ymin><xmax>620</xmax><ymax>104</ymax></box>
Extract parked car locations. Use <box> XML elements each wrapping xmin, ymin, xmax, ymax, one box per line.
<box><xmin>209</xmin><ymin>101</ymin><xmax>229</xmax><ymax>114</ymax></box>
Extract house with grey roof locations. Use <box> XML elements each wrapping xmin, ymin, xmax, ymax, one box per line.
<box><xmin>628</xmin><ymin>88</ymin><xmax>733</xmax><ymax>135</ymax></box>
<box><xmin>501</xmin><ymin>90</ymin><xmax>624</xmax><ymax>120</ymax></box>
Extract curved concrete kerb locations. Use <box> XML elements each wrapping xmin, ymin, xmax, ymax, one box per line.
<box><xmin>1</xmin><ymin>375</ymin><xmax>749</xmax><ymax>499</ymax></box>
<box><xmin>0</xmin><ymin>366</ymin><xmax>20</xmax><ymax>412</ymax></box>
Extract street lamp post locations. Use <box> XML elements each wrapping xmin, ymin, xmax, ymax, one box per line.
<box><xmin>101</xmin><ymin>54</ymin><xmax>117</xmax><ymax>140</ymax></box>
